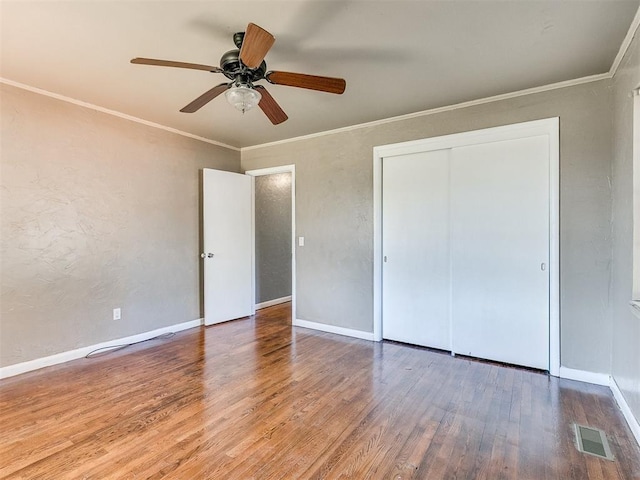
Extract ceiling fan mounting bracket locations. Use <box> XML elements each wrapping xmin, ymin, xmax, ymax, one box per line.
<box><xmin>233</xmin><ymin>32</ymin><xmax>245</xmax><ymax>49</ymax></box>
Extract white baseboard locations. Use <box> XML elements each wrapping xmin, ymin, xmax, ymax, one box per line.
<box><xmin>255</xmin><ymin>296</ymin><xmax>292</xmax><ymax>310</ymax></box>
<box><xmin>557</xmin><ymin>367</ymin><xmax>640</xmax><ymax>447</ymax></box>
<box><xmin>293</xmin><ymin>318</ymin><xmax>375</xmax><ymax>341</ymax></box>
<box><xmin>559</xmin><ymin>366</ymin><xmax>610</xmax><ymax>386</ymax></box>
<box><xmin>0</xmin><ymin>318</ymin><xmax>203</xmax><ymax>380</ymax></box>
<box><xmin>610</xmin><ymin>377</ymin><xmax>640</xmax><ymax>448</ymax></box>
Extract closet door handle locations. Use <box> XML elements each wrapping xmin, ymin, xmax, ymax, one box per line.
<box><xmin>541</xmin><ymin>263</ymin><xmax>546</xmax><ymax>271</ymax></box>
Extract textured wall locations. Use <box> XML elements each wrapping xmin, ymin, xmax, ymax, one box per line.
<box><xmin>255</xmin><ymin>173</ymin><xmax>292</xmax><ymax>304</ymax></box>
<box><xmin>0</xmin><ymin>83</ymin><xmax>240</xmax><ymax>367</ymax></box>
<box><xmin>611</xmin><ymin>31</ymin><xmax>640</xmax><ymax>423</ymax></box>
<box><xmin>242</xmin><ymin>80</ymin><xmax>614</xmax><ymax>374</ymax></box>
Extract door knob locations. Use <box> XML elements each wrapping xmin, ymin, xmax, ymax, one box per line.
<box><xmin>200</xmin><ymin>253</ymin><xmax>214</xmax><ymax>258</ymax></box>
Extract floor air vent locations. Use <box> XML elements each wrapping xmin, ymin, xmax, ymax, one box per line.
<box><xmin>574</xmin><ymin>424</ymin><xmax>614</xmax><ymax>461</ymax></box>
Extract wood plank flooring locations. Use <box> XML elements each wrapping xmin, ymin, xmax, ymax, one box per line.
<box><xmin>1</xmin><ymin>302</ymin><xmax>639</xmax><ymax>479</ymax></box>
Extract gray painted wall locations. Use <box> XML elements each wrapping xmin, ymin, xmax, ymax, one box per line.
<box><xmin>242</xmin><ymin>80</ymin><xmax>614</xmax><ymax>374</ymax></box>
<box><xmin>0</xmin><ymin>83</ymin><xmax>240</xmax><ymax>367</ymax></box>
<box><xmin>255</xmin><ymin>173</ymin><xmax>292</xmax><ymax>304</ymax></box>
<box><xmin>611</xmin><ymin>32</ymin><xmax>640</xmax><ymax>422</ymax></box>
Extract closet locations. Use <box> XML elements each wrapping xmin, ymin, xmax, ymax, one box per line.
<box><xmin>379</xmin><ymin>119</ymin><xmax>558</xmax><ymax>371</ymax></box>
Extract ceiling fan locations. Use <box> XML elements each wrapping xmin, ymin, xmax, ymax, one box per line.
<box><xmin>131</xmin><ymin>23</ymin><xmax>346</xmax><ymax>125</ymax></box>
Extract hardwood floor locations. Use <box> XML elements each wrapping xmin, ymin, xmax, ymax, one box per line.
<box><xmin>1</xmin><ymin>302</ymin><xmax>639</xmax><ymax>479</ymax></box>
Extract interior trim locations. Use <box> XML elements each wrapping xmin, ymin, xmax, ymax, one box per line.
<box><xmin>0</xmin><ymin>78</ymin><xmax>240</xmax><ymax>152</ymax></box>
<box><xmin>559</xmin><ymin>366</ymin><xmax>610</xmax><ymax>386</ymax></box>
<box><xmin>4</xmin><ymin>6</ymin><xmax>636</xmax><ymax>155</ymax></box>
<box><xmin>244</xmin><ymin>8</ymin><xmax>637</xmax><ymax>153</ymax></box>
<box><xmin>242</xmin><ymin>73</ymin><xmax>608</xmax><ymax>151</ymax></box>
<box><xmin>245</xmin><ymin>165</ymin><xmax>297</xmax><ymax>322</ymax></box>
<box><xmin>609</xmin><ymin>6</ymin><xmax>640</xmax><ymax>76</ymax></box>
<box><xmin>293</xmin><ymin>318</ymin><xmax>375</xmax><ymax>341</ymax></box>
<box><xmin>0</xmin><ymin>318</ymin><xmax>203</xmax><ymax>379</ymax></box>
<box><xmin>611</xmin><ymin>376</ymin><xmax>640</xmax><ymax>448</ymax></box>
<box><xmin>255</xmin><ymin>296</ymin><xmax>292</xmax><ymax>310</ymax></box>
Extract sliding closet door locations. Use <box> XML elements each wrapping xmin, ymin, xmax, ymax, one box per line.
<box><xmin>382</xmin><ymin>150</ymin><xmax>451</xmax><ymax>349</ymax></box>
<box><xmin>450</xmin><ymin>136</ymin><xmax>550</xmax><ymax>370</ymax></box>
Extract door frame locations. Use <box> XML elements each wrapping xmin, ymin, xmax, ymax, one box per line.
<box><xmin>245</xmin><ymin>165</ymin><xmax>296</xmax><ymax>321</ymax></box>
<box><xmin>372</xmin><ymin>118</ymin><xmax>560</xmax><ymax>376</ymax></box>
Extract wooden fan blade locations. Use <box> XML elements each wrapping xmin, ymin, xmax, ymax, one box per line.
<box><xmin>239</xmin><ymin>23</ymin><xmax>275</xmax><ymax>69</ymax></box>
<box><xmin>180</xmin><ymin>83</ymin><xmax>229</xmax><ymax>113</ymax></box>
<box><xmin>131</xmin><ymin>57</ymin><xmax>222</xmax><ymax>73</ymax></box>
<box><xmin>255</xmin><ymin>86</ymin><xmax>288</xmax><ymax>125</ymax></box>
<box><xmin>266</xmin><ymin>71</ymin><xmax>346</xmax><ymax>94</ymax></box>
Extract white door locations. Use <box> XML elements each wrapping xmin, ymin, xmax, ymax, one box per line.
<box><xmin>202</xmin><ymin>168</ymin><xmax>253</xmax><ymax>326</ymax></box>
<box><xmin>450</xmin><ymin>136</ymin><xmax>550</xmax><ymax>369</ymax></box>
<box><xmin>382</xmin><ymin>149</ymin><xmax>452</xmax><ymax>350</ymax></box>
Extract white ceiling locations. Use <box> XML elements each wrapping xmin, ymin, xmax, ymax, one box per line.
<box><xmin>1</xmin><ymin>1</ymin><xmax>638</xmax><ymax>148</ymax></box>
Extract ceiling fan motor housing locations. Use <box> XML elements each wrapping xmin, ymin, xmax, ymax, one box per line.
<box><xmin>220</xmin><ymin>49</ymin><xmax>267</xmax><ymax>82</ymax></box>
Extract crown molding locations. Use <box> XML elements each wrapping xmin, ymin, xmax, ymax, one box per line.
<box><xmin>0</xmin><ymin>78</ymin><xmax>240</xmax><ymax>152</ymax></box>
<box><xmin>242</xmin><ymin>7</ymin><xmax>638</xmax><ymax>152</ymax></box>
<box><xmin>610</xmin><ymin>5</ymin><xmax>640</xmax><ymax>76</ymax></box>
<box><xmin>242</xmin><ymin>72</ymin><xmax>610</xmax><ymax>152</ymax></box>
<box><xmin>5</xmin><ymin>4</ymin><xmax>637</xmax><ymax>156</ymax></box>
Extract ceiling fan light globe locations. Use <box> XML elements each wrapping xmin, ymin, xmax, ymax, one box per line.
<box><xmin>225</xmin><ymin>85</ymin><xmax>262</xmax><ymax>113</ymax></box>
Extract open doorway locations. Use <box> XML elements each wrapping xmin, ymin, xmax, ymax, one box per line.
<box><xmin>246</xmin><ymin>166</ymin><xmax>295</xmax><ymax>321</ymax></box>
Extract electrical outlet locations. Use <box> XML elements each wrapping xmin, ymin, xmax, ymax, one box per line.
<box><xmin>113</xmin><ymin>308</ymin><xmax>121</xmax><ymax>320</ymax></box>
